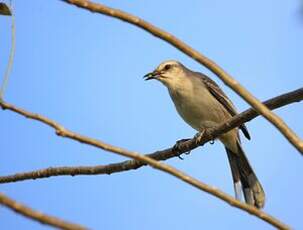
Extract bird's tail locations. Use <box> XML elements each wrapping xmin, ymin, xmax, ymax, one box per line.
<box><xmin>225</xmin><ymin>142</ymin><xmax>265</xmax><ymax>209</ymax></box>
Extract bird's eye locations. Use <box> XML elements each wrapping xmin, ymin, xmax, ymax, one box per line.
<box><xmin>164</xmin><ymin>64</ymin><xmax>172</xmax><ymax>71</ymax></box>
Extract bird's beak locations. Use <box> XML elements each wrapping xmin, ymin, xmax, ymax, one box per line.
<box><xmin>143</xmin><ymin>70</ymin><xmax>160</xmax><ymax>81</ymax></box>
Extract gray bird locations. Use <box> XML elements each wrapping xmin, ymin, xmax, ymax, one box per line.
<box><xmin>144</xmin><ymin>60</ymin><xmax>265</xmax><ymax>208</ymax></box>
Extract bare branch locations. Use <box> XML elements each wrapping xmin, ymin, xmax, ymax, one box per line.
<box><xmin>0</xmin><ymin>3</ymin><xmax>15</xmax><ymax>100</ymax></box>
<box><xmin>1</xmin><ymin>88</ymin><xmax>302</xmax><ymax>184</ymax></box>
<box><xmin>1</xmin><ymin>89</ymin><xmax>300</xmax><ymax>230</ymax></box>
<box><xmin>61</xmin><ymin>0</ymin><xmax>303</xmax><ymax>153</ymax></box>
<box><xmin>0</xmin><ymin>1</ymin><xmax>298</xmax><ymax>229</ymax></box>
<box><xmin>0</xmin><ymin>88</ymin><xmax>303</xmax><ymax>184</ymax></box>
<box><xmin>0</xmin><ymin>192</ymin><xmax>87</xmax><ymax>230</ymax></box>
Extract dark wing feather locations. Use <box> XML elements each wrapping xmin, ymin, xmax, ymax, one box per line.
<box><xmin>196</xmin><ymin>72</ymin><xmax>251</xmax><ymax>140</ymax></box>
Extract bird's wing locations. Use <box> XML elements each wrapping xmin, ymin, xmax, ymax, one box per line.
<box><xmin>196</xmin><ymin>72</ymin><xmax>251</xmax><ymax>140</ymax></box>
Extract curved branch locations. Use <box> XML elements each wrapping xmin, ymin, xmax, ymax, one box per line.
<box><xmin>62</xmin><ymin>0</ymin><xmax>303</xmax><ymax>153</ymax></box>
<box><xmin>0</xmin><ymin>193</ymin><xmax>87</xmax><ymax>230</ymax></box>
<box><xmin>1</xmin><ymin>89</ymin><xmax>301</xmax><ymax>230</ymax></box>
<box><xmin>0</xmin><ymin>88</ymin><xmax>302</xmax><ymax>185</ymax></box>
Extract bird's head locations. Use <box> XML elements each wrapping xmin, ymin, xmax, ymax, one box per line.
<box><xmin>143</xmin><ymin>60</ymin><xmax>186</xmax><ymax>87</ymax></box>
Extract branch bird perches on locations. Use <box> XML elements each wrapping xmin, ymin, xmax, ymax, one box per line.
<box><xmin>1</xmin><ymin>88</ymin><xmax>302</xmax><ymax>183</ymax></box>
<box><xmin>2</xmin><ymin>87</ymin><xmax>302</xmax><ymax>230</ymax></box>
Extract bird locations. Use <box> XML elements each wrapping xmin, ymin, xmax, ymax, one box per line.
<box><xmin>143</xmin><ymin>60</ymin><xmax>265</xmax><ymax>209</ymax></box>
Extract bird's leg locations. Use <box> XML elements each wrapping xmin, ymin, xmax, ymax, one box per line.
<box><xmin>194</xmin><ymin>129</ymin><xmax>207</xmax><ymax>146</ymax></box>
<box><xmin>194</xmin><ymin>128</ymin><xmax>216</xmax><ymax>146</ymax></box>
<box><xmin>173</xmin><ymin>138</ymin><xmax>191</xmax><ymax>159</ymax></box>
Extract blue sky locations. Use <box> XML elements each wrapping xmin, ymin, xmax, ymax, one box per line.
<box><xmin>1</xmin><ymin>0</ymin><xmax>303</xmax><ymax>229</ymax></box>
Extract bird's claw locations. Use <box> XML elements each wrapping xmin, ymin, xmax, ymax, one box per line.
<box><xmin>178</xmin><ymin>155</ymin><xmax>184</xmax><ymax>160</ymax></box>
<box><xmin>184</xmin><ymin>150</ymin><xmax>191</xmax><ymax>155</ymax></box>
<box><xmin>173</xmin><ymin>138</ymin><xmax>190</xmax><ymax>153</ymax></box>
<box><xmin>173</xmin><ymin>138</ymin><xmax>191</xmax><ymax>159</ymax></box>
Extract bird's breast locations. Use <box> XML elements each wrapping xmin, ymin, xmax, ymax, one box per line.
<box><xmin>169</xmin><ymin>86</ymin><xmax>220</xmax><ymax>131</ymax></box>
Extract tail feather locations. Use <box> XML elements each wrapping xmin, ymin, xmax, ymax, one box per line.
<box><xmin>225</xmin><ymin>142</ymin><xmax>265</xmax><ymax>209</ymax></box>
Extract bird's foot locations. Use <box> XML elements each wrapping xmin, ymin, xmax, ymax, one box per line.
<box><xmin>173</xmin><ymin>138</ymin><xmax>191</xmax><ymax>160</ymax></box>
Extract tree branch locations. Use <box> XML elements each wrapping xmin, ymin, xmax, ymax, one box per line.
<box><xmin>0</xmin><ymin>2</ymin><xmax>15</xmax><ymax>100</ymax></box>
<box><xmin>61</xmin><ymin>0</ymin><xmax>303</xmax><ymax>154</ymax></box>
<box><xmin>1</xmin><ymin>89</ymin><xmax>301</xmax><ymax>230</ymax></box>
<box><xmin>0</xmin><ymin>192</ymin><xmax>87</xmax><ymax>230</ymax></box>
<box><xmin>1</xmin><ymin>88</ymin><xmax>302</xmax><ymax>184</ymax></box>
<box><xmin>0</xmin><ymin>1</ymin><xmax>298</xmax><ymax>229</ymax></box>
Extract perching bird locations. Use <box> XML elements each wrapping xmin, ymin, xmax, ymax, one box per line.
<box><xmin>143</xmin><ymin>60</ymin><xmax>265</xmax><ymax>208</ymax></box>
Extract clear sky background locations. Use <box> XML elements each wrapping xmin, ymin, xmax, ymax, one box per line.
<box><xmin>1</xmin><ymin>0</ymin><xmax>303</xmax><ymax>229</ymax></box>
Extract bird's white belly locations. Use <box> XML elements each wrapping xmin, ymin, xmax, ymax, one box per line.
<box><xmin>170</xmin><ymin>88</ymin><xmax>221</xmax><ymax>131</ymax></box>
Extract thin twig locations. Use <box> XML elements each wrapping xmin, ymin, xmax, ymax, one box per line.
<box><xmin>0</xmin><ymin>3</ymin><xmax>15</xmax><ymax>100</ymax></box>
<box><xmin>61</xmin><ymin>0</ymin><xmax>303</xmax><ymax>154</ymax></box>
<box><xmin>1</xmin><ymin>91</ymin><xmax>299</xmax><ymax>230</ymax></box>
<box><xmin>0</xmin><ymin>193</ymin><xmax>87</xmax><ymax>230</ymax></box>
<box><xmin>1</xmin><ymin>88</ymin><xmax>302</xmax><ymax>184</ymax></box>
